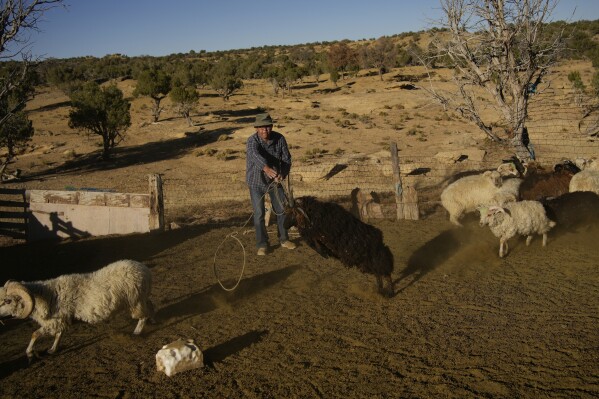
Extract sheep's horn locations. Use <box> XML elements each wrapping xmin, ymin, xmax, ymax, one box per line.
<box><xmin>5</xmin><ymin>281</ymin><xmax>34</xmax><ymax>319</ymax></box>
<box><xmin>295</xmin><ymin>206</ymin><xmax>311</xmax><ymax>226</ymax></box>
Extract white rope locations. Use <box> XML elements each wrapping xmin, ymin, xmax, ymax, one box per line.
<box><xmin>212</xmin><ymin>180</ymin><xmax>288</xmax><ymax>291</ymax></box>
<box><xmin>212</xmin><ymin>230</ymin><xmax>247</xmax><ymax>292</ymax></box>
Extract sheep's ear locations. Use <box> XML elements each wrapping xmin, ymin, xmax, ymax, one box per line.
<box><xmin>483</xmin><ymin>171</ymin><xmax>491</xmax><ymax>177</ymax></box>
<box><xmin>5</xmin><ymin>281</ymin><xmax>34</xmax><ymax>319</ymax></box>
<box><xmin>488</xmin><ymin>206</ymin><xmax>504</xmax><ymax>215</ymax></box>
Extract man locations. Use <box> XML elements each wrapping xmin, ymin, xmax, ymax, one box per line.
<box><xmin>246</xmin><ymin>113</ymin><xmax>296</xmax><ymax>255</ymax></box>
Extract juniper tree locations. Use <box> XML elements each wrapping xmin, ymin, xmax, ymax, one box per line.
<box><xmin>133</xmin><ymin>67</ymin><xmax>171</xmax><ymax>122</ymax></box>
<box><xmin>68</xmin><ymin>82</ymin><xmax>131</xmax><ymax>160</ymax></box>
<box><xmin>169</xmin><ymin>84</ymin><xmax>199</xmax><ymax>126</ymax></box>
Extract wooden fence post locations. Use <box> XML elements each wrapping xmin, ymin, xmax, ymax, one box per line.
<box><xmin>149</xmin><ymin>174</ymin><xmax>165</xmax><ymax>231</ymax></box>
<box><xmin>390</xmin><ymin>141</ymin><xmax>419</xmax><ymax>221</ymax></box>
<box><xmin>390</xmin><ymin>141</ymin><xmax>405</xmax><ymax>220</ymax></box>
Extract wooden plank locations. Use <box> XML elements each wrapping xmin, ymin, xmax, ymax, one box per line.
<box><xmin>105</xmin><ymin>193</ymin><xmax>130</xmax><ymax>207</ymax></box>
<box><xmin>0</xmin><ymin>188</ymin><xmax>25</xmax><ymax>195</ymax></box>
<box><xmin>0</xmin><ymin>199</ymin><xmax>27</xmax><ymax>207</ymax></box>
<box><xmin>149</xmin><ymin>174</ymin><xmax>165</xmax><ymax>231</ymax></box>
<box><xmin>0</xmin><ymin>210</ymin><xmax>28</xmax><ymax>219</ymax></box>
<box><xmin>389</xmin><ymin>141</ymin><xmax>404</xmax><ymax>220</ymax></box>
<box><xmin>46</xmin><ymin>191</ymin><xmax>79</xmax><ymax>204</ymax></box>
<box><xmin>28</xmin><ymin>202</ymin><xmax>150</xmax><ymax>241</ymax></box>
<box><xmin>78</xmin><ymin>192</ymin><xmax>107</xmax><ymax>206</ymax></box>
<box><xmin>28</xmin><ymin>190</ymin><xmax>79</xmax><ymax>204</ymax></box>
<box><xmin>0</xmin><ymin>221</ymin><xmax>27</xmax><ymax>229</ymax></box>
<box><xmin>130</xmin><ymin>194</ymin><xmax>150</xmax><ymax>208</ymax></box>
<box><xmin>0</xmin><ymin>228</ymin><xmax>26</xmax><ymax>239</ymax></box>
<box><xmin>402</xmin><ymin>186</ymin><xmax>420</xmax><ymax>220</ymax></box>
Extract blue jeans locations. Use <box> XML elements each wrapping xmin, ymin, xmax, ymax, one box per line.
<box><xmin>249</xmin><ymin>185</ymin><xmax>289</xmax><ymax>248</ymax></box>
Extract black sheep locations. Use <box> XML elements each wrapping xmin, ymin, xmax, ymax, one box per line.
<box><xmin>284</xmin><ymin>196</ymin><xmax>394</xmax><ymax>297</ymax></box>
<box><xmin>541</xmin><ymin>191</ymin><xmax>599</xmax><ymax>233</ymax></box>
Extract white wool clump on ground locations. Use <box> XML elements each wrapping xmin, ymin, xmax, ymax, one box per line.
<box><xmin>156</xmin><ymin>339</ymin><xmax>203</xmax><ymax>377</ymax></box>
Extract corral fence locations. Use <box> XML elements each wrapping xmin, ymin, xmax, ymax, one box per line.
<box><xmin>0</xmin><ymin>188</ymin><xmax>28</xmax><ymax>240</ymax></box>
<box><xmin>162</xmin><ymin>141</ymin><xmax>425</xmax><ymax>228</ymax></box>
<box><xmin>0</xmin><ymin>176</ymin><xmax>164</xmax><ymax>242</ymax></box>
<box><xmin>163</xmin><ymin>88</ymin><xmax>599</xmax><ymax>226</ymax></box>
<box><xmin>1</xmin><ymin>88</ymin><xmax>598</xmax><ymax>241</ymax></box>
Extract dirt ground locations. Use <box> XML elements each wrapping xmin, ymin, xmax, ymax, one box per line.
<box><xmin>0</xmin><ymin>215</ymin><xmax>598</xmax><ymax>399</ymax></box>
<box><xmin>0</xmin><ymin>58</ymin><xmax>598</xmax><ymax>398</ymax></box>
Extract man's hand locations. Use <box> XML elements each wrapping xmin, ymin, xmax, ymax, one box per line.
<box><xmin>263</xmin><ymin>165</ymin><xmax>279</xmax><ymax>179</ymax></box>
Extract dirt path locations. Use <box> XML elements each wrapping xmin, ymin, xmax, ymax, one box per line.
<box><xmin>0</xmin><ymin>216</ymin><xmax>598</xmax><ymax>398</ymax></box>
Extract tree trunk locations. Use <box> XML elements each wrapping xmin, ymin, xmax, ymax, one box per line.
<box><xmin>0</xmin><ymin>157</ymin><xmax>9</xmax><ymax>178</ymax></box>
<box><xmin>270</xmin><ymin>79</ymin><xmax>279</xmax><ymax>95</ymax></box>
<box><xmin>510</xmin><ymin>127</ymin><xmax>535</xmax><ymax>162</ymax></box>
<box><xmin>152</xmin><ymin>98</ymin><xmax>162</xmax><ymax>122</ymax></box>
<box><xmin>102</xmin><ymin>134</ymin><xmax>111</xmax><ymax>160</ymax></box>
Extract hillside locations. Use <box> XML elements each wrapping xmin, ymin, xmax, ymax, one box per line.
<box><xmin>0</xmin><ymin>57</ymin><xmax>592</xmax><ymax>227</ymax></box>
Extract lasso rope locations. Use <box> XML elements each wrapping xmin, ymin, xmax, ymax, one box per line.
<box><xmin>212</xmin><ymin>180</ymin><xmax>289</xmax><ymax>291</ymax></box>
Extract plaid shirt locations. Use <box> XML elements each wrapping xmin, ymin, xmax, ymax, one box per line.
<box><xmin>246</xmin><ymin>131</ymin><xmax>292</xmax><ymax>191</ymax></box>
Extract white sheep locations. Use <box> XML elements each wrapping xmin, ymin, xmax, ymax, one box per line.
<box><xmin>0</xmin><ymin>259</ymin><xmax>154</xmax><ymax>358</ymax></box>
<box><xmin>490</xmin><ymin>177</ymin><xmax>523</xmax><ymax>205</ymax></box>
<box><xmin>569</xmin><ymin>158</ymin><xmax>599</xmax><ymax>194</ymax></box>
<box><xmin>441</xmin><ymin>170</ymin><xmax>504</xmax><ymax>226</ymax></box>
<box><xmin>496</xmin><ymin>161</ymin><xmax>524</xmax><ymax>177</ymax></box>
<box><xmin>479</xmin><ymin>201</ymin><xmax>556</xmax><ymax>258</ymax></box>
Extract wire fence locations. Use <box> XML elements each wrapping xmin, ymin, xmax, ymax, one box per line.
<box><xmin>2</xmin><ymin>90</ymin><xmax>597</xmax><ymax>236</ymax></box>
<box><xmin>162</xmin><ymin>87</ymin><xmax>599</xmax><ymax>226</ymax></box>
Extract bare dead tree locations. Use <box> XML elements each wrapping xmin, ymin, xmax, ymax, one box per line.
<box><xmin>425</xmin><ymin>0</ymin><xmax>566</xmax><ymax>161</ymax></box>
<box><xmin>0</xmin><ymin>0</ymin><xmax>63</xmax><ymax>98</ymax></box>
<box><xmin>0</xmin><ymin>0</ymin><xmax>65</xmax><ymax>177</ymax></box>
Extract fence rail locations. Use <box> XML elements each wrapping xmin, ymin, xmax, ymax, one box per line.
<box><xmin>0</xmin><ymin>188</ymin><xmax>28</xmax><ymax>239</ymax></box>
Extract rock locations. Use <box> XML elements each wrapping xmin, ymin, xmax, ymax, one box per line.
<box><xmin>434</xmin><ymin>148</ymin><xmax>486</xmax><ymax>164</ymax></box>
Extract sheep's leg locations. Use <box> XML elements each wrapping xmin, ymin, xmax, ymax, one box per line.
<box><xmin>499</xmin><ymin>238</ymin><xmax>509</xmax><ymax>257</ymax></box>
<box><xmin>47</xmin><ymin>332</ymin><xmax>62</xmax><ymax>354</ymax></box>
<box><xmin>542</xmin><ymin>233</ymin><xmax>548</xmax><ymax>247</ymax></box>
<box><xmin>383</xmin><ymin>275</ymin><xmax>394</xmax><ymax>297</ymax></box>
<box><xmin>375</xmin><ymin>275</ymin><xmax>395</xmax><ymax>298</ymax></box>
<box><xmin>131</xmin><ymin>297</ymin><xmax>154</xmax><ymax>331</ymax></box>
<box><xmin>526</xmin><ymin>235</ymin><xmax>533</xmax><ymax>246</ymax></box>
<box><xmin>147</xmin><ymin>300</ymin><xmax>156</xmax><ymax>324</ymax></box>
<box><xmin>26</xmin><ymin>329</ymin><xmax>44</xmax><ymax>358</ymax></box>
<box><xmin>449</xmin><ymin>212</ymin><xmax>463</xmax><ymax>227</ymax></box>
<box><xmin>375</xmin><ymin>275</ymin><xmax>383</xmax><ymax>293</ymax></box>
<box><xmin>134</xmin><ymin>318</ymin><xmax>147</xmax><ymax>335</ymax></box>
